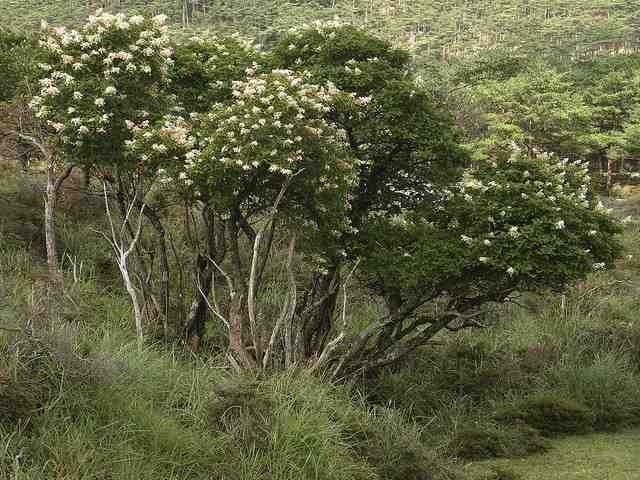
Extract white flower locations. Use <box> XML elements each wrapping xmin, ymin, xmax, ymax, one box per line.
<box><xmin>593</xmin><ymin>262</ymin><xmax>605</xmax><ymax>270</ymax></box>
<box><xmin>94</xmin><ymin>97</ymin><xmax>105</xmax><ymax>107</ymax></box>
<box><xmin>185</xmin><ymin>150</ymin><xmax>199</xmax><ymax>161</ymax></box>
<box><xmin>152</xmin><ymin>14</ymin><xmax>168</xmax><ymax>25</ymax></box>
<box><xmin>506</xmin><ymin>266</ymin><xmax>516</xmax><ymax>276</ymax></box>
<box><xmin>104</xmin><ymin>86</ymin><xmax>117</xmax><ymax>96</ymax></box>
<box><xmin>483</xmin><ymin>239</ymin><xmax>491</xmax><ymax>246</ymax></box>
<box><xmin>460</xmin><ymin>235</ymin><xmax>473</xmax><ymax>245</ymax></box>
<box><xmin>554</xmin><ymin>220</ymin><xmax>565</xmax><ymax>230</ymax></box>
<box><xmin>129</xmin><ymin>15</ymin><xmax>145</xmax><ymax>26</ymax></box>
<box><xmin>44</xmin><ymin>85</ymin><xmax>60</xmax><ymax>96</ymax></box>
<box><xmin>73</xmin><ymin>91</ymin><xmax>83</xmax><ymax>100</ymax></box>
<box><xmin>508</xmin><ymin>226</ymin><xmax>519</xmax><ymax>238</ymax></box>
<box><xmin>588</xmin><ymin>230</ymin><xmax>597</xmax><ymax>236</ymax></box>
<box><xmin>77</xmin><ymin>125</ymin><xmax>89</xmax><ymax>135</ymax></box>
<box><xmin>479</xmin><ymin>257</ymin><xmax>489</xmax><ymax>263</ymax></box>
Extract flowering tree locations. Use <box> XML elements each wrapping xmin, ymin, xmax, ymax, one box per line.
<box><xmin>28</xmin><ymin>15</ymin><xmax>623</xmax><ymax>375</ymax></box>
<box><xmin>342</xmin><ymin>148</ymin><xmax>622</xmax><ymax>373</ymax></box>
<box><xmin>170</xmin><ymin>33</ymin><xmax>264</xmax><ymax>113</ymax></box>
<box><xmin>268</xmin><ymin>24</ymin><xmax>621</xmax><ymax>377</ymax></box>
<box><xmin>272</xmin><ymin>23</ymin><xmax>466</xmax><ymax>365</ymax></box>
<box><xmin>131</xmin><ymin>69</ymin><xmax>356</xmax><ymax>366</ymax></box>
<box><xmin>31</xmin><ymin>10</ymin><xmax>175</xmax><ymax>340</ymax></box>
<box><xmin>32</xmin><ymin>10</ymin><xmax>173</xmax><ymax>167</ymax></box>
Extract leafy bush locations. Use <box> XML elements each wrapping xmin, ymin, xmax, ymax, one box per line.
<box><xmin>447</xmin><ymin>423</ymin><xmax>548</xmax><ymax>460</ymax></box>
<box><xmin>496</xmin><ymin>394</ymin><xmax>593</xmax><ymax>435</ymax></box>
<box><xmin>551</xmin><ymin>355</ymin><xmax>640</xmax><ymax>430</ymax></box>
<box><xmin>207</xmin><ymin>373</ymin><xmax>462</xmax><ymax>480</ymax></box>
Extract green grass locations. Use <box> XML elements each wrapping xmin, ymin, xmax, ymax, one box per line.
<box><xmin>467</xmin><ymin>429</ymin><xmax>640</xmax><ymax>480</ymax></box>
<box><xmin>3</xmin><ymin>156</ymin><xmax>640</xmax><ymax>479</ymax></box>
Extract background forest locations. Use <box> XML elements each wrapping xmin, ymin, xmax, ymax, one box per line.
<box><xmin>2</xmin><ymin>2</ymin><xmax>640</xmax><ymax>480</ymax></box>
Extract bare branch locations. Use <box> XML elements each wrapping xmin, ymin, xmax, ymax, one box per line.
<box><xmin>53</xmin><ymin>165</ymin><xmax>74</xmax><ymax>194</ymax></box>
<box><xmin>263</xmin><ymin>234</ymin><xmax>296</xmax><ymax>369</ymax></box>
<box><xmin>195</xmin><ymin>271</ymin><xmax>230</xmax><ymax>330</ymax></box>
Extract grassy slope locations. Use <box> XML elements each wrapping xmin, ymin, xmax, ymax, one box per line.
<box><xmin>3</xmin><ymin>172</ymin><xmax>640</xmax><ymax>478</ymax></box>
<box><xmin>468</xmin><ymin>429</ymin><xmax>640</xmax><ymax>480</ymax></box>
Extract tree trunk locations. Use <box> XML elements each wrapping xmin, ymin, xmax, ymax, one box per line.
<box><xmin>44</xmin><ymin>163</ymin><xmax>62</xmax><ymax>288</ymax></box>
<box><xmin>183</xmin><ymin>254</ymin><xmax>212</xmax><ymax>351</ymax></box>
<box><xmin>228</xmin><ymin>292</ymin><xmax>257</xmax><ymax>368</ymax></box>
<box><xmin>143</xmin><ymin>206</ymin><xmax>170</xmax><ymax>338</ymax></box>
<box><xmin>301</xmin><ymin>267</ymin><xmax>340</xmax><ymax>358</ymax></box>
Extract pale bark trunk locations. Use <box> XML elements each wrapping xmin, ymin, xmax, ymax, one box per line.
<box><xmin>44</xmin><ymin>164</ymin><xmax>61</xmax><ymax>287</ymax></box>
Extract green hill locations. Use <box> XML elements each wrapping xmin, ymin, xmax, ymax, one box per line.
<box><xmin>3</xmin><ymin>0</ymin><xmax>640</xmax><ymax>61</ymax></box>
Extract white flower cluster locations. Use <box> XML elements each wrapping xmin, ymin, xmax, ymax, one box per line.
<box><xmin>126</xmin><ymin>115</ymin><xmax>197</xmax><ymax>185</ymax></box>
<box><xmin>451</xmin><ymin>149</ymin><xmax>609</xmax><ymax>277</ymax></box>
<box><xmin>287</xmin><ymin>20</ymin><xmax>346</xmax><ymax>41</ymax></box>
<box><xmin>198</xmin><ymin>70</ymin><xmax>352</xmax><ymax>183</ymax></box>
<box><xmin>31</xmin><ymin>10</ymin><xmax>172</xmax><ymax>147</ymax></box>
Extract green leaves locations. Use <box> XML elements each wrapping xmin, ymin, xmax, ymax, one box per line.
<box><xmin>33</xmin><ymin>11</ymin><xmax>175</xmax><ymax>169</ymax></box>
<box><xmin>472</xmin><ymin>64</ymin><xmax>595</xmax><ymax>160</ymax></box>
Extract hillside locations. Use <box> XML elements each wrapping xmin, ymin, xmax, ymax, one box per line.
<box><xmin>3</xmin><ymin>6</ymin><xmax>640</xmax><ymax>480</ymax></box>
<box><xmin>3</xmin><ymin>0</ymin><xmax>640</xmax><ymax>61</ymax></box>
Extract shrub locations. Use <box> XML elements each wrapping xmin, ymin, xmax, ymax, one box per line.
<box><xmin>341</xmin><ymin>406</ymin><xmax>460</xmax><ymax>480</ymax></box>
<box><xmin>207</xmin><ymin>373</ymin><xmax>463</xmax><ymax>480</ymax></box>
<box><xmin>447</xmin><ymin>423</ymin><xmax>548</xmax><ymax>460</ymax></box>
<box><xmin>207</xmin><ymin>374</ymin><xmax>275</xmax><ymax>445</ymax></box>
<box><xmin>0</xmin><ymin>323</ymin><xmax>118</xmax><ymax>429</ymax></box>
<box><xmin>0</xmin><ymin>342</ymin><xmax>51</xmax><ymax>427</ymax></box>
<box><xmin>496</xmin><ymin>394</ymin><xmax>593</xmax><ymax>435</ymax></box>
<box><xmin>551</xmin><ymin>355</ymin><xmax>640</xmax><ymax>430</ymax></box>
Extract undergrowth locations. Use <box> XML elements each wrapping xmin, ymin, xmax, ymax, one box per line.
<box><xmin>3</xmin><ymin>160</ymin><xmax>640</xmax><ymax>478</ymax></box>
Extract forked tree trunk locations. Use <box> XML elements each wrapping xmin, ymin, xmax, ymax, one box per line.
<box><xmin>14</xmin><ymin>132</ymin><xmax>73</xmax><ymax>289</ymax></box>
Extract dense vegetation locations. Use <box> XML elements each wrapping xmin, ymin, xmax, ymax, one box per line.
<box><xmin>2</xmin><ymin>2</ymin><xmax>640</xmax><ymax>479</ymax></box>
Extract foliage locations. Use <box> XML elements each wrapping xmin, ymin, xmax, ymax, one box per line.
<box><xmin>471</xmin><ymin>64</ymin><xmax>595</xmax><ymax>160</ymax></box>
<box><xmin>31</xmin><ymin>10</ymin><xmax>174</xmax><ymax>168</ymax></box>
<box><xmin>447</xmin><ymin>424</ymin><xmax>548</xmax><ymax>460</ymax></box>
<box><xmin>170</xmin><ymin>33</ymin><xmax>265</xmax><ymax>113</ymax></box>
<box><xmin>496</xmin><ymin>394</ymin><xmax>594</xmax><ymax>436</ymax></box>
<box><xmin>0</xmin><ymin>29</ymin><xmax>40</xmax><ymax>102</ymax></box>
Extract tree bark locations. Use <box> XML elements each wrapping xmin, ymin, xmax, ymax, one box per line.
<box><xmin>301</xmin><ymin>267</ymin><xmax>340</xmax><ymax>358</ymax></box>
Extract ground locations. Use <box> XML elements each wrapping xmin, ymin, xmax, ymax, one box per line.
<box><xmin>466</xmin><ymin>429</ymin><xmax>640</xmax><ymax>480</ymax></box>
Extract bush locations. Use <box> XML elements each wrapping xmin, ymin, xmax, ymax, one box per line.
<box><xmin>207</xmin><ymin>374</ymin><xmax>275</xmax><ymax>445</ymax></box>
<box><xmin>551</xmin><ymin>355</ymin><xmax>640</xmax><ymax>430</ymax></box>
<box><xmin>447</xmin><ymin>423</ymin><xmax>548</xmax><ymax>460</ymax></box>
<box><xmin>0</xmin><ymin>323</ymin><xmax>114</xmax><ymax>429</ymax></box>
<box><xmin>207</xmin><ymin>373</ymin><xmax>463</xmax><ymax>480</ymax></box>
<box><xmin>342</xmin><ymin>406</ymin><xmax>459</xmax><ymax>480</ymax></box>
<box><xmin>496</xmin><ymin>394</ymin><xmax>593</xmax><ymax>435</ymax></box>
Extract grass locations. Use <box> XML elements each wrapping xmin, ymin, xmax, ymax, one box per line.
<box><xmin>466</xmin><ymin>429</ymin><xmax>640</xmax><ymax>480</ymax></box>
<box><xmin>3</xmin><ymin>156</ymin><xmax>640</xmax><ymax>478</ymax></box>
